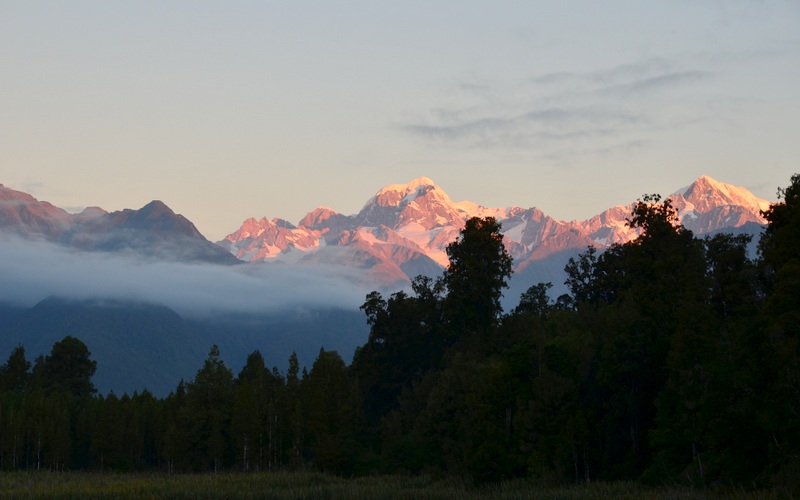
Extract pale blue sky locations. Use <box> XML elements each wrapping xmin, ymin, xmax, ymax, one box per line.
<box><xmin>2</xmin><ymin>1</ymin><xmax>798</xmax><ymax>240</ymax></box>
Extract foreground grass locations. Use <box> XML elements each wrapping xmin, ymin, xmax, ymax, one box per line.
<box><xmin>0</xmin><ymin>471</ymin><xmax>783</xmax><ymax>499</ymax></box>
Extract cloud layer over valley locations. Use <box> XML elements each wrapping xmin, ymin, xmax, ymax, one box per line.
<box><xmin>0</xmin><ymin>236</ymin><xmax>372</xmax><ymax>317</ymax></box>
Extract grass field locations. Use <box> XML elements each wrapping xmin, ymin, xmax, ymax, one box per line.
<box><xmin>0</xmin><ymin>471</ymin><xmax>783</xmax><ymax>499</ymax></box>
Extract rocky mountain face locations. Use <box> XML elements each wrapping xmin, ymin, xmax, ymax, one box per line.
<box><xmin>672</xmin><ymin>176</ymin><xmax>770</xmax><ymax>234</ymax></box>
<box><xmin>0</xmin><ymin>183</ymin><xmax>80</xmax><ymax>239</ymax></box>
<box><xmin>0</xmin><ymin>176</ymin><xmax>771</xmax><ymax>286</ymax></box>
<box><xmin>220</xmin><ymin>175</ymin><xmax>770</xmax><ymax>287</ymax></box>
<box><xmin>0</xmin><ymin>184</ymin><xmax>238</xmax><ymax>264</ymax></box>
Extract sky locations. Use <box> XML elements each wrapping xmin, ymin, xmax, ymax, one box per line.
<box><xmin>1</xmin><ymin>1</ymin><xmax>798</xmax><ymax>241</ymax></box>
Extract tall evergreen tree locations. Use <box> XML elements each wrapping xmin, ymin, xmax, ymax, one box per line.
<box><xmin>305</xmin><ymin>348</ymin><xmax>355</xmax><ymax>473</ymax></box>
<box><xmin>443</xmin><ymin>216</ymin><xmax>512</xmax><ymax>339</ymax></box>
<box><xmin>284</xmin><ymin>352</ymin><xmax>304</xmax><ymax>469</ymax></box>
<box><xmin>0</xmin><ymin>345</ymin><xmax>31</xmax><ymax>392</ymax></box>
<box><xmin>32</xmin><ymin>336</ymin><xmax>97</xmax><ymax>397</ymax></box>
<box><xmin>232</xmin><ymin>351</ymin><xmax>269</xmax><ymax>471</ymax></box>
<box><xmin>180</xmin><ymin>345</ymin><xmax>234</xmax><ymax>471</ymax></box>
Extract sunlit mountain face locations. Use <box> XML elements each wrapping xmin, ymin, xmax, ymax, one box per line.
<box><xmin>220</xmin><ymin>175</ymin><xmax>770</xmax><ymax>286</ymax></box>
<box><xmin>0</xmin><ymin>175</ymin><xmax>769</xmax><ymax>291</ymax></box>
<box><xmin>0</xmin><ymin>184</ymin><xmax>238</xmax><ymax>265</ymax></box>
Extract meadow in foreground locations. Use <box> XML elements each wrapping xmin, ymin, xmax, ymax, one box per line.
<box><xmin>0</xmin><ymin>471</ymin><xmax>784</xmax><ymax>499</ymax></box>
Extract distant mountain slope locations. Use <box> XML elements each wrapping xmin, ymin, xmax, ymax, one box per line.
<box><xmin>0</xmin><ymin>298</ymin><xmax>369</xmax><ymax>397</ymax></box>
<box><xmin>0</xmin><ymin>185</ymin><xmax>238</xmax><ymax>264</ymax></box>
<box><xmin>0</xmin><ymin>298</ymin><xmax>206</xmax><ymax>396</ymax></box>
<box><xmin>0</xmin><ymin>183</ymin><xmax>79</xmax><ymax>239</ymax></box>
<box><xmin>220</xmin><ymin>176</ymin><xmax>771</xmax><ymax>287</ymax></box>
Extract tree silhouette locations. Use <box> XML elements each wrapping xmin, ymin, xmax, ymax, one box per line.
<box><xmin>443</xmin><ymin>216</ymin><xmax>512</xmax><ymax>338</ymax></box>
<box><xmin>32</xmin><ymin>336</ymin><xmax>97</xmax><ymax>397</ymax></box>
<box><xmin>0</xmin><ymin>345</ymin><xmax>31</xmax><ymax>392</ymax></box>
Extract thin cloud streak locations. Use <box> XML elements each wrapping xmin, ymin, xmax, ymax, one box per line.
<box><xmin>400</xmin><ymin>106</ymin><xmax>648</xmax><ymax>149</ymax></box>
<box><xmin>595</xmin><ymin>71</ymin><xmax>714</xmax><ymax>96</ymax></box>
<box><xmin>532</xmin><ymin>57</ymin><xmax>675</xmax><ymax>86</ymax></box>
<box><xmin>398</xmin><ymin>56</ymin><xmax>719</xmax><ymax>160</ymax></box>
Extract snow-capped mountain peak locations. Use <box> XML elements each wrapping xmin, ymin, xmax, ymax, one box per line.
<box><xmin>217</xmin><ymin>175</ymin><xmax>773</xmax><ymax>287</ymax></box>
<box><xmin>364</xmin><ymin>176</ymin><xmax>450</xmax><ymax>209</ymax></box>
<box><xmin>675</xmin><ymin>175</ymin><xmax>770</xmax><ymax>215</ymax></box>
<box><xmin>375</xmin><ymin>176</ymin><xmax>437</xmax><ymax>196</ymax></box>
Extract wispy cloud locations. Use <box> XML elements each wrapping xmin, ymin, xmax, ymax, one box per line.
<box><xmin>399</xmin><ymin>56</ymin><xmax>718</xmax><ymax>160</ymax></box>
<box><xmin>401</xmin><ymin>106</ymin><xmax>648</xmax><ymax>149</ymax></box>
<box><xmin>595</xmin><ymin>70</ymin><xmax>713</xmax><ymax>96</ymax></box>
<box><xmin>532</xmin><ymin>57</ymin><xmax>675</xmax><ymax>87</ymax></box>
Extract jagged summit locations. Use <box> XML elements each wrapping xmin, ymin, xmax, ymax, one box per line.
<box><xmin>219</xmin><ymin>174</ymin><xmax>772</xmax><ymax>286</ymax></box>
<box><xmin>364</xmin><ymin>177</ymin><xmax>452</xmax><ymax>210</ymax></box>
<box><xmin>299</xmin><ymin>207</ymin><xmax>345</xmax><ymax>229</ymax></box>
<box><xmin>676</xmin><ymin>176</ymin><xmax>770</xmax><ymax>215</ymax></box>
<box><xmin>0</xmin><ymin>176</ymin><xmax>774</xmax><ymax>287</ymax></box>
<box><xmin>375</xmin><ymin>176</ymin><xmax>437</xmax><ymax>196</ymax></box>
<box><xmin>140</xmin><ymin>200</ymin><xmax>173</xmax><ymax>214</ymax></box>
<box><xmin>0</xmin><ymin>187</ymin><xmax>238</xmax><ymax>264</ymax></box>
<box><xmin>355</xmin><ymin>177</ymin><xmax>466</xmax><ymax>233</ymax></box>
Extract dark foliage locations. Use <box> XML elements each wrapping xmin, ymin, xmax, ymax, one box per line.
<box><xmin>1</xmin><ymin>178</ymin><xmax>799</xmax><ymax>495</ymax></box>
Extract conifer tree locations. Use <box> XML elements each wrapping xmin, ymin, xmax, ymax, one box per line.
<box><xmin>232</xmin><ymin>351</ymin><xmax>268</xmax><ymax>471</ymax></box>
<box><xmin>32</xmin><ymin>336</ymin><xmax>97</xmax><ymax>397</ymax></box>
<box><xmin>443</xmin><ymin>216</ymin><xmax>512</xmax><ymax>338</ymax></box>
<box><xmin>182</xmin><ymin>345</ymin><xmax>234</xmax><ymax>471</ymax></box>
<box><xmin>0</xmin><ymin>345</ymin><xmax>31</xmax><ymax>392</ymax></box>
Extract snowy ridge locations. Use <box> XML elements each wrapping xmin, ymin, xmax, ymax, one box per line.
<box><xmin>219</xmin><ymin>176</ymin><xmax>772</xmax><ymax>285</ymax></box>
<box><xmin>669</xmin><ymin>176</ymin><xmax>768</xmax><ymax>234</ymax></box>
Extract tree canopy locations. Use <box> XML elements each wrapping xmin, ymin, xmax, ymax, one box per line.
<box><xmin>1</xmin><ymin>175</ymin><xmax>799</xmax><ymax>493</ymax></box>
<box><xmin>33</xmin><ymin>335</ymin><xmax>97</xmax><ymax>397</ymax></box>
<box><xmin>443</xmin><ymin>216</ymin><xmax>512</xmax><ymax>334</ymax></box>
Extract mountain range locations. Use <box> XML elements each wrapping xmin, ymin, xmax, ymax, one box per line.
<box><xmin>0</xmin><ymin>176</ymin><xmax>772</xmax><ymax>395</ymax></box>
<box><xmin>0</xmin><ymin>184</ymin><xmax>238</xmax><ymax>264</ymax></box>
<box><xmin>219</xmin><ymin>175</ymin><xmax>769</xmax><ymax>287</ymax></box>
<box><xmin>1</xmin><ymin>175</ymin><xmax>769</xmax><ymax>281</ymax></box>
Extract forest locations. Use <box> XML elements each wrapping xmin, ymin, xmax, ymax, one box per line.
<box><xmin>0</xmin><ymin>173</ymin><xmax>798</xmax><ymax>492</ymax></box>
